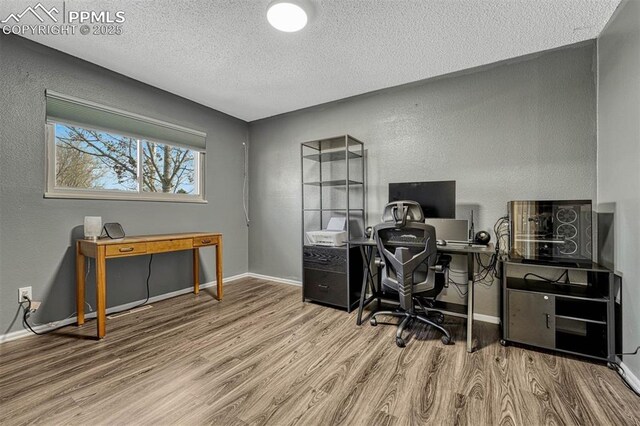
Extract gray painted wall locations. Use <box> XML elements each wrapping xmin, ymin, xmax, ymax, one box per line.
<box><xmin>0</xmin><ymin>36</ymin><xmax>249</xmax><ymax>336</ymax></box>
<box><xmin>597</xmin><ymin>0</ymin><xmax>640</xmax><ymax>378</ymax></box>
<box><xmin>248</xmin><ymin>43</ymin><xmax>597</xmax><ymax>317</ymax></box>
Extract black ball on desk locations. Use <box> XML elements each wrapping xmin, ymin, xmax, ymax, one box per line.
<box><xmin>475</xmin><ymin>230</ymin><xmax>491</xmax><ymax>245</ymax></box>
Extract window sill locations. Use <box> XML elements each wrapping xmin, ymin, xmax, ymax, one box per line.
<box><xmin>44</xmin><ymin>192</ymin><xmax>208</xmax><ymax>204</ymax></box>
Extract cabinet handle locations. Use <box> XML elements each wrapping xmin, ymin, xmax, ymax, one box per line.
<box><xmin>545</xmin><ymin>314</ymin><xmax>551</xmax><ymax>329</ymax></box>
<box><xmin>318</xmin><ymin>284</ymin><xmax>329</xmax><ymax>290</ymax></box>
<box><xmin>201</xmin><ymin>239</ymin><xmax>212</xmax><ymax>244</ymax></box>
<box><xmin>119</xmin><ymin>247</ymin><xmax>134</xmax><ymax>253</ymax></box>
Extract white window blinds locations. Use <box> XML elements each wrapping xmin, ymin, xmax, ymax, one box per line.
<box><xmin>45</xmin><ymin>90</ymin><xmax>206</xmax><ymax>151</ymax></box>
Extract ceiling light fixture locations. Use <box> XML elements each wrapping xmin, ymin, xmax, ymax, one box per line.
<box><xmin>267</xmin><ymin>0</ymin><xmax>310</xmax><ymax>32</ymax></box>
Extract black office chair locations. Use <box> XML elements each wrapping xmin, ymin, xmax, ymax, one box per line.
<box><xmin>370</xmin><ymin>201</ymin><xmax>452</xmax><ymax>347</ymax></box>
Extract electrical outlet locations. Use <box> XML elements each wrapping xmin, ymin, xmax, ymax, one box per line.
<box><xmin>18</xmin><ymin>286</ymin><xmax>32</xmax><ymax>302</ymax></box>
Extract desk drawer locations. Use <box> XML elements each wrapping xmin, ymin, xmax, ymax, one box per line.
<box><xmin>147</xmin><ymin>239</ymin><xmax>193</xmax><ymax>254</ymax></box>
<box><xmin>303</xmin><ymin>246</ymin><xmax>347</xmax><ymax>273</ymax></box>
<box><xmin>193</xmin><ymin>236</ymin><xmax>217</xmax><ymax>247</ymax></box>
<box><xmin>303</xmin><ymin>268</ymin><xmax>348</xmax><ymax>308</ymax></box>
<box><xmin>106</xmin><ymin>243</ymin><xmax>147</xmax><ymax>257</ymax></box>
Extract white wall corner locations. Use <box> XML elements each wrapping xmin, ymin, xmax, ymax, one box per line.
<box><xmin>246</xmin><ymin>272</ymin><xmax>302</xmax><ymax>286</ymax></box>
<box><xmin>620</xmin><ymin>362</ymin><xmax>640</xmax><ymax>395</ymax></box>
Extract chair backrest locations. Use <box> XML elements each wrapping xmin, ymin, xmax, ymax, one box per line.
<box><xmin>381</xmin><ymin>200</ymin><xmax>425</xmax><ymax>227</ymax></box>
<box><xmin>374</xmin><ymin>202</ymin><xmax>439</xmax><ymax>310</ymax></box>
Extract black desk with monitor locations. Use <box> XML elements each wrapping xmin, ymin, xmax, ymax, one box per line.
<box><xmin>349</xmin><ymin>237</ymin><xmax>495</xmax><ymax>353</ymax></box>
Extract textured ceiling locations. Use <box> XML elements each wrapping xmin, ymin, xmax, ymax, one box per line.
<box><xmin>4</xmin><ymin>0</ymin><xmax>620</xmax><ymax>121</ymax></box>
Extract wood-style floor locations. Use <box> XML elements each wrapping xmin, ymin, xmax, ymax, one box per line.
<box><xmin>0</xmin><ymin>278</ymin><xmax>638</xmax><ymax>425</ymax></box>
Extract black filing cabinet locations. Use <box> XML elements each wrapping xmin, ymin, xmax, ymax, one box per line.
<box><xmin>303</xmin><ymin>245</ymin><xmax>362</xmax><ymax>311</ymax></box>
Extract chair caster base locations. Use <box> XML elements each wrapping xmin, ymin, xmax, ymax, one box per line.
<box><xmin>441</xmin><ymin>335</ymin><xmax>452</xmax><ymax>345</ymax></box>
<box><xmin>396</xmin><ymin>337</ymin><xmax>406</xmax><ymax>348</ymax></box>
<box><xmin>370</xmin><ymin>318</ymin><xmax>377</xmax><ymax>326</ymax></box>
<box><xmin>499</xmin><ymin>339</ymin><xmax>508</xmax><ymax>347</ymax></box>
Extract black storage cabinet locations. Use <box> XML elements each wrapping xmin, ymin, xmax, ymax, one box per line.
<box><xmin>301</xmin><ymin>135</ymin><xmax>365</xmax><ymax>312</ymax></box>
<box><xmin>502</xmin><ymin>260</ymin><xmax>620</xmax><ymax>363</ymax></box>
<box><xmin>303</xmin><ymin>245</ymin><xmax>363</xmax><ymax>310</ymax></box>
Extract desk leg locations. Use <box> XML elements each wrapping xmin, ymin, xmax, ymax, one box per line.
<box><xmin>96</xmin><ymin>246</ymin><xmax>107</xmax><ymax>339</ymax></box>
<box><xmin>356</xmin><ymin>245</ymin><xmax>369</xmax><ymax>326</ymax></box>
<box><xmin>193</xmin><ymin>248</ymin><xmax>200</xmax><ymax>294</ymax></box>
<box><xmin>356</xmin><ymin>246</ymin><xmax>378</xmax><ymax>326</ymax></box>
<box><xmin>375</xmin><ymin>247</ymin><xmax>381</xmax><ymax>309</ymax></box>
<box><xmin>215</xmin><ymin>239</ymin><xmax>223</xmax><ymax>301</ymax></box>
<box><xmin>466</xmin><ymin>253</ymin><xmax>474</xmax><ymax>353</ymax></box>
<box><xmin>76</xmin><ymin>242</ymin><xmax>85</xmax><ymax>326</ymax></box>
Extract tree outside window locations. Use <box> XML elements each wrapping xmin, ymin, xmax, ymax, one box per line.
<box><xmin>54</xmin><ymin>124</ymin><xmax>198</xmax><ymax>196</ymax></box>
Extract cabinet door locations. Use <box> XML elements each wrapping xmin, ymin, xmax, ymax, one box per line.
<box><xmin>507</xmin><ymin>290</ymin><xmax>555</xmax><ymax>348</ymax></box>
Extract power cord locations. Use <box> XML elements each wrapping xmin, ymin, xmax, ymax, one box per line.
<box><xmin>444</xmin><ymin>215</ymin><xmax>509</xmax><ymax>298</ymax></box>
<box><xmin>20</xmin><ymin>254</ymin><xmax>154</xmax><ymax>336</ymax></box>
<box><xmin>130</xmin><ymin>254</ymin><xmax>154</xmax><ymax>309</ymax></box>
<box><xmin>106</xmin><ymin>254</ymin><xmax>154</xmax><ymax>313</ymax></box>
<box><xmin>618</xmin><ymin>346</ymin><xmax>640</xmax><ymax>357</ymax></box>
<box><xmin>607</xmin><ymin>348</ymin><xmax>640</xmax><ymax>398</ymax></box>
<box><xmin>448</xmin><ymin>277</ymin><xmax>468</xmax><ymax>297</ymax></box>
<box><xmin>523</xmin><ymin>270</ymin><xmax>571</xmax><ymax>285</ymax></box>
<box><xmin>26</xmin><ymin>301</ymin><xmax>93</xmax><ymax>327</ymax></box>
<box><xmin>464</xmin><ymin>215</ymin><xmax>509</xmax><ymax>289</ymax></box>
<box><xmin>20</xmin><ymin>297</ymin><xmax>53</xmax><ymax>335</ymax></box>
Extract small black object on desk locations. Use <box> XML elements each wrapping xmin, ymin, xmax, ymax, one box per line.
<box><xmin>474</xmin><ymin>230</ymin><xmax>491</xmax><ymax>245</ymax></box>
<box><xmin>101</xmin><ymin>222</ymin><xmax>125</xmax><ymax>239</ymax></box>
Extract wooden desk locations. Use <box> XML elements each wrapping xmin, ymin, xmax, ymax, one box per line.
<box><xmin>76</xmin><ymin>232</ymin><xmax>223</xmax><ymax>339</ymax></box>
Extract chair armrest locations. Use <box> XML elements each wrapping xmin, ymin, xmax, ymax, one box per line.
<box><xmin>431</xmin><ymin>254</ymin><xmax>452</xmax><ymax>273</ymax></box>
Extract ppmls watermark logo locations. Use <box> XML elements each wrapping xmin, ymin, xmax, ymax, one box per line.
<box><xmin>2</xmin><ymin>2</ymin><xmax>126</xmax><ymax>36</ymax></box>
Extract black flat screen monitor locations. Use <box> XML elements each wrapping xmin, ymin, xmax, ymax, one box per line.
<box><xmin>388</xmin><ymin>181</ymin><xmax>456</xmax><ymax>219</ymax></box>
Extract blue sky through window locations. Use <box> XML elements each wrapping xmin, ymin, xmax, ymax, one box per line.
<box><xmin>54</xmin><ymin>123</ymin><xmax>197</xmax><ymax>194</ymax></box>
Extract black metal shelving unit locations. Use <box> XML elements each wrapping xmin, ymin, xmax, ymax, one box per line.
<box><xmin>301</xmin><ymin>135</ymin><xmax>365</xmax><ymax>312</ymax></box>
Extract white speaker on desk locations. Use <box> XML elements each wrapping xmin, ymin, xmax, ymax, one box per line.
<box><xmin>84</xmin><ymin>216</ymin><xmax>102</xmax><ymax>241</ymax></box>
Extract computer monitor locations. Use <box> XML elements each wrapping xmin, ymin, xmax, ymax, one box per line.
<box><xmin>388</xmin><ymin>181</ymin><xmax>456</xmax><ymax>219</ymax></box>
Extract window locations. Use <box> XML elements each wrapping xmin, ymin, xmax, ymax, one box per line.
<box><xmin>45</xmin><ymin>91</ymin><xmax>206</xmax><ymax>202</ymax></box>
<box><xmin>141</xmin><ymin>140</ymin><xmax>197</xmax><ymax>194</ymax></box>
<box><xmin>54</xmin><ymin>124</ymin><xmax>139</xmax><ymax>192</ymax></box>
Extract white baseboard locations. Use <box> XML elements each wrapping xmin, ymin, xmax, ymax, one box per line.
<box><xmin>620</xmin><ymin>362</ymin><xmax>640</xmax><ymax>394</ymax></box>
<box><xmin>1</xmin><ymin>271</ymin><xmax>502</xmax><ymax>343</ymax></box>
<box><xmin>0</xmin><ymin>273</ymin><xmax>249</xmax><ymax>344</ymax></box>
<box><xmin>246</xmin><ymin>272</ymin><xmax>302</xmax><ymax>286</ymax></box>
<box><xmin>247</xmin><ymin>273</ymin><xmax>500</xmax><ymax>324</ymax></box>
<box><xmin>473</xmin><ymin>313</ymin><xmax>501</xmax><ymax>324</ymax></box>
<box><xmin>434</xmin><ymin>310</ymin><xmax>500</xmax><ymax>324</ymax></box>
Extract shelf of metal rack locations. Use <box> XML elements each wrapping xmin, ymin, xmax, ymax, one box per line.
<box><xmin>303</xmin><ymin>180</ymin><xmax>363</xmax><ymax>187</ymax></box>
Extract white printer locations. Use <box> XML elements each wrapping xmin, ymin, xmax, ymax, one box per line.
<box><xmin>305</xmin><ymin>217</ymin><xmax>347</xmax><ymax>247</ymax></box>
